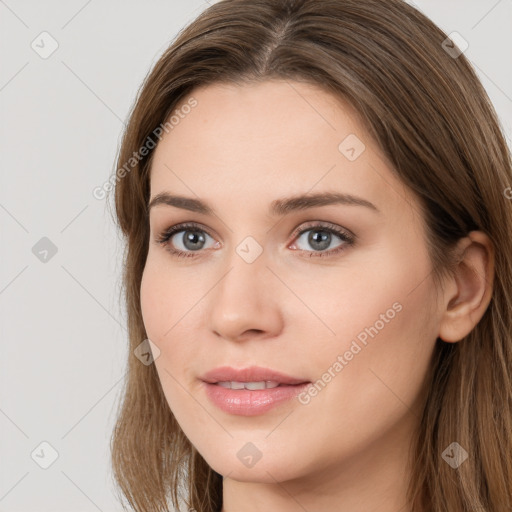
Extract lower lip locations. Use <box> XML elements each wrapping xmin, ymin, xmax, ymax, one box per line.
<box><xmin>202</xmin><ymin>381</ymin><xmax>311</xmax><ymax>416</ymax></box>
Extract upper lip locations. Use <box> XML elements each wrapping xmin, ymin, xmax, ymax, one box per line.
<box><xmin>200</xmin><ymin>366</ymin><xmax>310</xmax><ymax>385</ymax></box>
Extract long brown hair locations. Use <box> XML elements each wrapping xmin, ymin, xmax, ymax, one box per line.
<box><xmin>108</xmin><ymin>0</ymin><xmax>512</xmax><ymax>510</ymax></box>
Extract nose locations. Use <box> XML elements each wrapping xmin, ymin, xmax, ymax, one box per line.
<box><xmin>208</xmin><ymin>247</ymin><xmax>284</xmax><ymax>343</ymax></box>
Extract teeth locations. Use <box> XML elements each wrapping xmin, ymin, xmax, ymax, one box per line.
<box><xmin>216</xmin><ymin>381</ymin><xmax>280</xmax><ymax>390</ymax></box>
<box><xmin>245</xmin><ymin>381</ymin><xmax>268</xmax><ymax>390</ymax></box>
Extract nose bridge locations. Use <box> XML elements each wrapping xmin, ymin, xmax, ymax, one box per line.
<box><xmin>208</xmin><ymin>233</ymin><xmax>282</xmax><ymax>339</ymax></box>
<box><xmin>216</xmin><ymin>235</ymin><xmax>270</xmax><ymax>307</ymax></box>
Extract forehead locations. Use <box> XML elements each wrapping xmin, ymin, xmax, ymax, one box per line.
<box><xmin>155</xmin><ymin>80</ymin><xmax>365</xmax><ymax>160</ymax></box>
<box><xmin>149</xmin><ymin>80</ymin><xmax>412</xmax><ymax>219</ymax></box>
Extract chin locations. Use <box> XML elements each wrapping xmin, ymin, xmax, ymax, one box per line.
<box><xmin>201</xmin><ymin>448</ymin><xmax>307</xmax><ymax>484</ymax></box>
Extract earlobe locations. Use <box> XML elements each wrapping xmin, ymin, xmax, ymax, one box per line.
<box><xmin>438</xmin><ymin>231</ymin><xmax>495</xmax><ymax>343</ymax></box>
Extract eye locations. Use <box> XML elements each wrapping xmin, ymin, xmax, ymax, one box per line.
<box><xmin>289</xmin><ymin>222</ymin><xmax>355</xmax><ymax>258</ymax></box>
<box><xmin>155</xmin><ymin>221</ymin><xmax>355</xmax><ymax>259</ymax></box>
<box><xmin>155</xmin><ymin>222</ymin><xmax>219</xmax><ymax>258</ymax></box>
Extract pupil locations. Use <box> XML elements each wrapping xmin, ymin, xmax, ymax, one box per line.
<box><xmin>309</xmin><ymin>230</ymin><xmax>330</xmax><ymax>251</ymax></box>
<box><xmin>184</xmin><ymin>231</ymin><xmax>205</xmax><ymax>250</ymax></box>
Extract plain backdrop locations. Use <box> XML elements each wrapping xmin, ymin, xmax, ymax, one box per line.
<box><xmin>0</xmin><ymin>1</ymin><xmax>511</xmax><ymax>510</ymax></box>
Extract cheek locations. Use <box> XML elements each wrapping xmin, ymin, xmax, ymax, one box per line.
<box><xmin>139</xmin><ymin>261</ymin><xmax>185</xmax><ymax>375</ymax></box>
<box><xmin>300</xmin><ymin>240</ymin><xmax>438</xmax><ymax>409</ymax></box>
<box><xmin>140</xmin><ymin>264</ymin><xmax>162</xmax><ymax>338</ymax></box>
<box><xmin>280</xmin><ymin>249</ymin><xmax>432</xmax><ymax>353</ymax></box>
<box><xmin>317</xmin><ymin>269</ymin><xmax>437</xmax><ymax>432</ymax></box>
<box><xmin>140</xmin><ymin>254</ymin><xmax>186</xmax><ymax>337</ymax></box>
<box><xmin>288</xmin><ymin>282</ymin><xmax>437</xmax><ymax>471</ymax></box>
<box><xmin>140</xmin><ymin>265</ymin><xmax>194</xmax><ymax>416</ymax></box>
<box><xmin>140</xmin><ymin>260</ymin><xmax>200</xmax><ymax>377</ymax></box>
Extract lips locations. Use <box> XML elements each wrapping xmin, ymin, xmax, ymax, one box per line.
<box><xmin>200</xmin><ymin>365</ymin><xmax>310</xmax><ymax>386</ymax></box>
<box><xmin>200</xmin><ymin>366</ymin><xmax>312</xmax><ymax>416</ymax></box>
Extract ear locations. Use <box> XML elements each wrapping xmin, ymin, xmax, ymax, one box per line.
<box><xmin>438</xmin><ymin>230</ymin><xmax>495</xmax><ymax>343</ymax></box>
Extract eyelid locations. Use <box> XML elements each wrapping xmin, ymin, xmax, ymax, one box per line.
<box><xmin>290</xmin><ymin>220</ymin><xmax>355</xmax><ymax>241</ymax></box>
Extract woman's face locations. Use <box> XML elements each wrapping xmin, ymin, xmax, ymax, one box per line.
<box><xmin>141</xmin><ymin>80</ymin><xmax>442</xmax><ymax>484</ymax></box>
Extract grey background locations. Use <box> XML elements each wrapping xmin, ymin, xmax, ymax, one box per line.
<box><xmin>0</xmin><ymin>1</ymin><xmax>511</xmax><ymax>510</ymax></box>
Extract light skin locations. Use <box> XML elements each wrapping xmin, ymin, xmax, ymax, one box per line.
<box><xmin>140</xmin><ymin>80</ymin><xmax>494</xmax><ymax>512</ymax></box>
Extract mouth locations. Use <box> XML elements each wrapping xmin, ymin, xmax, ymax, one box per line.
<box><xmin>214</xmin><ymin>380</ymin><xmax>293</xmax><ymax>390</ymax></box>
<box><xmin>199</xmin><ymin>366</ymin><xmax>311</xmax><ymax>416</ymax></box>
<box><xmin>200</xmin><ymin>365</ymin><xmax>309</xmax><ymax>386</ymax></box>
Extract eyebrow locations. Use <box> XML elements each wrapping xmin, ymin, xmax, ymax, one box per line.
<box><xmin>147</xmin><ymin>191</ymin><xmax>380</xmax><ymax>216</ymax></box>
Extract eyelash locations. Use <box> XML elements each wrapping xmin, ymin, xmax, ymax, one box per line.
<box><xmin>155</xmin><ymin>221</ymin><xmax>355</xmax><ymax>259</ymax></box>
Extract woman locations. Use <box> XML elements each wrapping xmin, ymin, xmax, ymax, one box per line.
<box><xmin>109</xmin><ymin>0</ymin><xmax>512</xmax><ymax>510</ymax></box>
